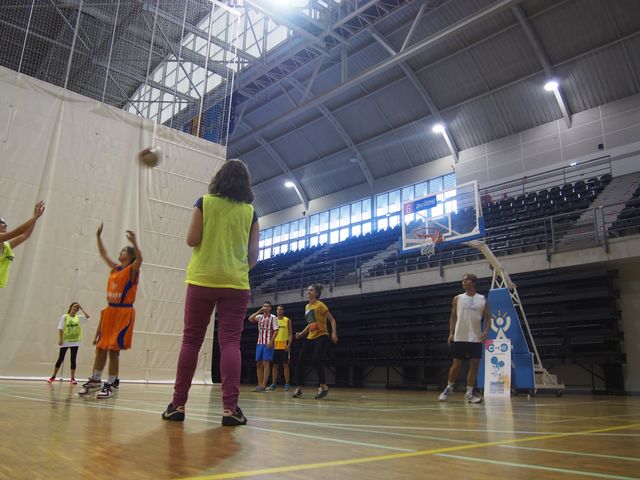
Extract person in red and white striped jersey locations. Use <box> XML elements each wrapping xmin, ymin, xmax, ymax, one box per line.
<box><xmin>248</xmin><ymin>301</ymin><xmax>278</xmax><ymax>392</ymax></box>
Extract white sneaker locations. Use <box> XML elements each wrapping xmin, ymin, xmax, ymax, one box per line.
<box><xmin>438</xmin><ymin>386</ymin><xmax>452</xmax><ymax>401</ymax></box>
<box><xmin>465</xmin><ymin>393</ymin><xmax>483</xmax><ymax>404</ymax></box>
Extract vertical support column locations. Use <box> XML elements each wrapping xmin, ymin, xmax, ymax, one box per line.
<box><xmin>102</xmin><ymin>0</ymin><xmax>121</xmax><ymax>103</ymax></box>
<box><xmin>170</xmin><ymin>0</ymin><xmax>191</xmax><ymax>128</ymax></box>
<box><xmin>18</xmin><ymin>0</ymin><xmax>36</xmax><ymax>74</ymax></box>
<box><xmin>197</xmin><ymin>2</ymin><xmax>216</xmax><ymax>138</ymax></box>
<box><xmin>64</xmin><ymin>0</ymin><xmax>84</xmax><ymax>90</ymax></box>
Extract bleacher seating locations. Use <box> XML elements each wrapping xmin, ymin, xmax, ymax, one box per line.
<box><xmin>611</xmin><ymin>184</ymin><xmax>640</xmax><ymax>237</ymax></box>
<box><xmin>272</xmin><ymin>227</ymin><xmax>400</xmax><ymax>292</ymax></box>
<box><xmin>234</xmin><ymin>267</ymin><xmax>625</xmax><ymax>392</ymax></box>
<box><xmin>369</xmin><ymin>175</ymin><xmax>610</xmax><ymax>276</ymax></box>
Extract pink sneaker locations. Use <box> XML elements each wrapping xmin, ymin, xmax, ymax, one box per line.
<box><xmin>47</xmin><ymin>377</ymin><xmax>56</xmax><ymax>384</ymax></box>
<box><xmin>70</xmin><ymin>378</ymin><xmax>77</xmax><ymax>385</ymax></box>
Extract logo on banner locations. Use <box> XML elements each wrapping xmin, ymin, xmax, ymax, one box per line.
<box><xmin>484</xmin><ymin>339</ymin><xmax>511</xmax><ymax>397</ymax></box>
<box><xmin>491</xmin><ymin>309</ymin><xmax>512</xmax><ymax>340</ymax></box>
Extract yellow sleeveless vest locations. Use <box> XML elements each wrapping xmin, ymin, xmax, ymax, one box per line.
<box><xmin>186</xmin><ymin>195</ymin><xmax>254</xmax><ymax>290</ymax></box>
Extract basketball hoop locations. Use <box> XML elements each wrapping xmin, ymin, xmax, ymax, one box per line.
<box><xmin>412</xmin><ymin>227</ymin><xmax>444</xmax><ymax>257</ymax></box>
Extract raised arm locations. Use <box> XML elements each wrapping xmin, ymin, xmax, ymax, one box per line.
<box><xmin>248</xmin><ymin>307</ymin><xmax>264</xmax><ymax>324</ymax></box>
<box><xmin>126</xmin><ymin>230</ymin><xmax>143</xmax><ymax>273</ymax></box>
<box><xmin>96</xmin><ymin>223</ymin><xmax>117</xmax><ymax>269</ymax></box>
<box><xmin>2</xmin><ymin>201</ymin><xmax>45</xmax><ymax>245</ymax></box>
<box><xmin>448</xmin><ymin>296</ymin><xmax>458</xmax><ymax>345</ymax></box>
<box><xmin>78</xmin><ymin>304</ymin><xmax>90</xmax><ymax>320</ymax></box>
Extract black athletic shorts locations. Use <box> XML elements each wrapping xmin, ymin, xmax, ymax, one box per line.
<box><xmin>452</xmin><ymin>341</ymin><xmax>483</xmax><ymax>359</ymax></box>
<box><xmin>272</xmin><ymin>349</ymin><xmax>290</xmax><ymax>364</ymax></box>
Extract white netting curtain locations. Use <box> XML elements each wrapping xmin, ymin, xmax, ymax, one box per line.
<box><xmin>0</xmin><ymin>67</ymin><xmax>225</xmax><ymax>381</ymax></box>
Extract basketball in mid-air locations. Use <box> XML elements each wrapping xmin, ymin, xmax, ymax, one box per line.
<box><xmin>138</xmin><ymin>147</ymin><xmax>162</xmax><ymax>167</ymax></box>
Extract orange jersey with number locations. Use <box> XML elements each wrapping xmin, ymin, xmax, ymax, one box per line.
<box><xmin>106</xmin><ymin>264</ymin><xmax>139</xmax><ymax>305</ymax></box>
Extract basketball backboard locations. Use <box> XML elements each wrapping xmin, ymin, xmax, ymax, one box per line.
<box><xmin>401</xmin><ymin>180</ymin><xmax>484</xmax><ymax>253</ymax></box>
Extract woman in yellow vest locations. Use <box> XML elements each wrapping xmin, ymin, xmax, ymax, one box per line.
<box><xmin>0</xmin><ymin>201</ymin><xmax>45</xmax><ymax>289</ymax></box>
<box><xmin>163</xmin><ymin>160</ymin><xmax>259</xmax><ymax>426</ymax></box>
<box><xmin>47</xmin><ymin>302</ymin><xmax>91</xmax><ymax>384</ymax></box>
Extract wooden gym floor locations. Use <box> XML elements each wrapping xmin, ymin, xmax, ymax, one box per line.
<box><xmin>0</xmin><ymin>380</ymin><xmax>639</xmax><ymax>480</ymax></box>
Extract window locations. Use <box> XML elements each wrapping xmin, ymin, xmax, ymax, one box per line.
<box><xmin>257</xmin><ymin>173</ymin><xmax>455</xmax><ymax>263</ymax></box>
<box><xmin>388</xmin><ymin>190</ymin><xmax>401</xmax><ymax>213</ymax></box>
<box><xmin>351</xmin><ymin>201</ymin><xmax>361</xmax><ymax>223</ymax></box>
<box><xmin>319</xmin><ymin>211</ymin><xmax>329</xmax><ymax>232</ymax></box>
<box><xmin>330</xmin><ymin>208</ymin><xmax>340</xmax><ymax>229</ymax></box>
<box><xmin>362</xmin><ymin>199</ymin><xmax>372</xmax><ymax>220</ymax></box>
<box><xmin>339</xmin><ymin>205</ymin><xmax>350</xmax><ymax>226</ymax></box>
<box><xmin>281</xmin><ymin>223</ymin><xmax>290</xmax><ymax>242</ymax></box>
<box><xmin>309</xmin><ymin>214</ymin><xmax>319</xmax><ymax>234</ymax></box>
<box><xmin>376</xmin><ymin>194</ymin><xmax>388</xmax><ymax>217</ymax></box>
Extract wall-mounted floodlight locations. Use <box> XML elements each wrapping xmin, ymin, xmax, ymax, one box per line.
<box><xmin>544</xmin><ymin>79</ymin><xmax>572</xmax><ymax>129</ymax></box>
<box><xmin>432</xmin><ymin>123</ymin><xmax>445</xmax><ymax>134</ymax></box>
<box><xmin>431</xmin><ymin>123</ymin><xmax>458</xmax><ymax>162</ymax></box>
<box><xmin>544</xmin><ymin>80</ymin><xmax>559</xmax><ymax>92</ymax></box>
<box><xmin>285</xmin><ymin>180</ymin><xmax>308</xmax><ymax>212</ymax></box>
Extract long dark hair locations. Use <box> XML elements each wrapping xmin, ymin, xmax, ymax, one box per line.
<box><xmin>208</xmin><ymin>159</ymin><xmax>254</xmax><ymax>203</ymax></box>
<box><xmin>67</xmin><ymin>302</ymin><xmax>79</xmax><ymax>314</ymax></box>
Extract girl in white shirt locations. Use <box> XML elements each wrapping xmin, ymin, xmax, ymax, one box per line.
<box><xmin>47</xmin><ymin>302</ymin><xmax>90</xmax><ymax>384</ymax></box>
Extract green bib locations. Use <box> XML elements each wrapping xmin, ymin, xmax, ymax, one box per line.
<box><xmin>63</xmin><ymin>314</ymin><xmax>82</xmax><ymax>343</ymax></box>
<box><xmin>185</xmin><ymin>195</ymin><xmax>254</xmax><ymax>290</ymax></box>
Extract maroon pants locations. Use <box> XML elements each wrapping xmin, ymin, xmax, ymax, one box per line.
<box><xmin>172</xmin><ymin>284</ymin><xmax>250</xmax><ymax>411</ymax></box>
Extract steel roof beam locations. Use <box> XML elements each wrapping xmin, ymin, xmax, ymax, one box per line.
<box><xmin>140</xmin><ymin>0</ymin><xmax>257</xmax><ymax>63</ymax></box>
<box><xmin>254</xmin><ymin>133</ymin><xmax>310</xmax><ymax>210</ymax></box>
<box><xmin>233</xmin><ymin>0</ymin><xmax>519</xmax><ymax>146</ymax></box>
<box><xmin>512</xmin><ymin>4</ymin><xmax>571</xmax><ymax>128</ymax></box>
<box><xmin>285</xmin><ymin>77</ymin><xmax>374</xmax><ymax>188</ymax></box>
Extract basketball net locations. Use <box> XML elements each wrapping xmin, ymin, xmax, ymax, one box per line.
<box><xmin>419</xmin><ymin>230</ymin><xmax>443</xmax><ymax>257</ymax></box>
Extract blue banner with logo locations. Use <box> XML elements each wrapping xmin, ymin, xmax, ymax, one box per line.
<box><xmin>477</xmin><ymin>288</ymin><xmax>535</xmax><ymax>390</ymax></box>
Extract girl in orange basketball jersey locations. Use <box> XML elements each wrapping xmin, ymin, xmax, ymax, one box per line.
<box><xmin>78</xmin><ymin>224</ymin><xmax>142</xmax><ymax>398</ymax></box>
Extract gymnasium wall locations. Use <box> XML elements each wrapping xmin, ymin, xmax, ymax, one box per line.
<box><xmin>259</xmin><ymin>92</ymin><xmax>640</xmax><ymax>230</ymax></box>
<box><xmin>0</xmin><ymin>67</ymin><xmax>225</xmax><ymax>381</ymax></box>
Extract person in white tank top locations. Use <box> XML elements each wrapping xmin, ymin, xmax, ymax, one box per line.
<box><xmin>438</xmin><ymin>273</ymin><xmax>490</xmax><ymax>404</ymax></box>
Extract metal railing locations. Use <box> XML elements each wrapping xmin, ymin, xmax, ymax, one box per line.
<box><xmin>250</xmin><ymin>200</ymin><xmax>637</xmax><ymax>299</ymax></box>
<box><xmin>479</xmin><ymin>155</ymin><xmax>612</xmax><ymax>205</ymax></box>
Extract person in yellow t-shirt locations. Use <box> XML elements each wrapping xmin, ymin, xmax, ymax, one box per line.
<box><xmin>292</xmin><ymin>284</ymin><xmax>338</xmax><ymax>399</ymax></box>
<box><xmin>0</xmin><ymin>201</ymin><xmax>45</xmax><ymax>289</ymax></box>
<box><xmin>267</xmin><ymin>305</ymin><xmax>293</xmax><ymax>391</ymax></box>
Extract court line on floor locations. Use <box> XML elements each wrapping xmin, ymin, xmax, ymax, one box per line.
<box><xmin>500</xmin><ymin>444</ymin><xmax>640</xmax><ymax>462</ymax></box>
<box><xmin>436</xmin><ymin>453</ymin><xmax>638</xmax><ymax>480</ymax></box>
<box><xmin>247</xmin><ymin>415</ymin><xmax>477</xmax><ymax>444</ymax></box>
<box><xmin>0</xmin><ymin>391</ymin><xmax>412</xmax><ymax>453</ymax></box>
<box><xmin>180</xmin><ymin>422</ymin><xmax>640</xmax><ymax>480</ymax></box>
<box><xmin>545</xmin><ymin>413</ymin><xmax>640</xmax><ymax>424</ymax></box>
